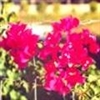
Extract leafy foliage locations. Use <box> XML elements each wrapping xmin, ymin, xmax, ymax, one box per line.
<box><xmin>0</xmin><ymin>48</ymin><xmax>27</xmax><ymax>100</ymax></box>
<box><xmin>74</xmin><ymin>65</ymin><xmax>100</xmax><ymax>100</ymax></box>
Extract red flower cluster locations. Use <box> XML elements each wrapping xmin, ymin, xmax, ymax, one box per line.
<box><xmin>0</xmin><ymin>16</ymin><xmax>99</xmax><ymax>95</ymax></box>
<box><xmin>38</xmin><ymin>16</ymin><xmax>100</xmax><ymax>95</ymax></box>
<box><xmin>0</xmin><ymin>23</ymin><xmax>38</xmax><ymax>69</ymax></box>
<box><xmin>52</xmin><ymin>16</ymin><xmax>79</xmax><ymax>32</ymax></box>
<box><xmin>44</xmin><ymin>62</ymin><xmax>85</xmax><ymax>95</ymax></box>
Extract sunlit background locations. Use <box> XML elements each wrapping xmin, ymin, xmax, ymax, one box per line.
<box><xmin>0</xmin><ymin>0</ymin><xmax>100</xmax><ymax>22</ymax></box>
<box><xmin>0</xmin><ymin>0</ymin><xmax>100</xmax><ymax>35</ymax></box>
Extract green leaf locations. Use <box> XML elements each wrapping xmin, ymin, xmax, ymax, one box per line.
<box><xmin>97</xmin><ymin>79</ymin><xmax>100</xmax><ymax>86</ymax></box>
<box><xmin>7</xmin><ymin>70</ymin><xmax>13</xmax><ymax>78</ymax></box>
<box><xmin>7</xmin><ymin>69</ymin><xmax>19</xmax><ymax>80</ymax></box>
<box><xmin>0</xmin><ymin>69</ymin><xmax>6</xmax><ymax>76</ymax></box>
<box><xmin>90</xmin><ymin>83</ymin><xmax>100</xmax><ymax>95</ymax></box>
<box><xmin>93</xmin><ymin>87</ymin><xmax>100</xmax><ymax>94</ymax></box>
<box><xmin>2</xmin><ymin>85</ymin><xmax>10</xmax><ymax>95</ymax></box>
<box><xmin>91</xmin><ymin>96</ymin><xmax>100</xmax><ymax>100</ymax></box>
<box><xmin>10</xmin><ymin>90</ymin><xmax>20</xmax><ymax>100</ymax></box>
<box><xmin>21</xmin><ymin>80</ymin><xmax>29</xmax><ymax>92</ymax></box>
<box><xmin>20</xmin><ymin>96</ymin><xmax>27</xmax><ymax>100</ymax></box>
<box><xmin>88</xmin><ymin>74</ymin><xmax>98</xmax><ymax>82</ymax></box>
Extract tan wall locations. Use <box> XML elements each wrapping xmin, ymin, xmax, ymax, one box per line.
<box><xmin>1</xmin><ymin>3</ymin><xmax>100</xmax><ymax>15</ymax></box>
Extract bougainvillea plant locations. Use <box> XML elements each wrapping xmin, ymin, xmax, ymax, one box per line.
<box><xmin>38</xmin><ymin>16</ymin><xmax>100</xmax><ymax>96</ymax></box>
<box><xmin>0</xmin><ymin>16</ymin><xmax>100</xmax><ymax>100</ymax></box>
<box><xmin>0</xmin><ymin>22</ymin><xmax>39</xmax><ymax>69</ymax></box>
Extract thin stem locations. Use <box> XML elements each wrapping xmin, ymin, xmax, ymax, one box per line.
<box><xmin>34</xmin><ymin>78</ymin><xmax>37</xmax><ymax>100</ymax></box>
<box><xmin>63</xmin><ymin>95</ymin><xmax>66</xmax><ymax>100</ymax></box>
<box><xmin>1</xmin><ymin>1</ymin><xmax>4</xmax><ymax>14</ymax></box>
<box><xmin>0</xmin><ymin>81</ymin><xmax>2</xmax><ymax>100</ymax></box>
<box><xmin>72</xmin><ymin>91</ymin><xmax>75</xmax><ymax>100</ymax></box>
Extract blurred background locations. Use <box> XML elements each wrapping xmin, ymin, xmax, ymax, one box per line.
<box><xmin>0</xmin><ymin>0</ymin><xmax>100</xmax><ymax>35</ymax></box>
<box><xmin>0</xmin><ymin>0</ymin><xmax>100</xmax><ymax>22</ymax></box>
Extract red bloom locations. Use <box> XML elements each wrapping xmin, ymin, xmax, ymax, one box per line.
<box><xmin>38</xmin><ymin>32</ymin><xmax>62</xmax><ymax>61</ymax></box>
<box><xmin>44</xmin><ymin>67</ymin><xmax>70</xmax><ymax>95</ymax></box>
<box><xmin>60</xmin><ymin>31</ymin><xmax>99</xmax><ymax>70</ymax></box>
<box><xmin>44</xmin><ymin>75</ymin><xmax>70</xmax><ymax>95</ymax></box>
<box><xmin>65</xmin><ymin>67</ymin><xmax>85</xmax><ymax>86</ymax></box>
<box><xmin>44</xmin><ymin>62</ymin><xmax>85</xmax><ymax>95</ymax></box>
<box><xmin>44</xmin><ymin>32</ymin><xmax>61</xmax><ymax>46</ymax></box>
<box><xmin>42</xmin><ymin>16</ymin><xmax>100</xmax><ymax>95</ymax></box>
<box><xmin>0</xmin><ymin>23</ymin><xmax>38</xmax><ymax>69</ymax></box>
<box><xmin>81</xmin><ymin>29</ymin><xmax>100</xmax><ymax>53</ymax></box>
<box><xmin>60</xmin><ymin>16</ymin><xmax>79</xmax><ymax>31</ymax></box>
<box><xmin>45</xmin><ymin>61</ymin><xmax>57</xmax><ymax>74</ymax></box>
<box><xmin>52</xmin><ymin>16</ymin><xmax>79</xmax><ymax>33</ymax></box>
